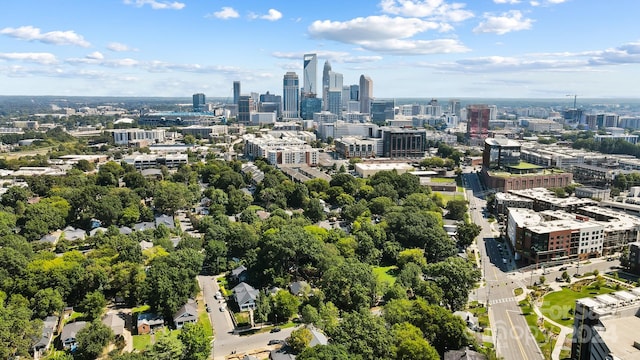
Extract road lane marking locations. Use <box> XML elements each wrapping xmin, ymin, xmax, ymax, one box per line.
<box><xmin>506</xmin><ymin>309</ymin><xmax>530</xmax><ymax>360</ymax></box>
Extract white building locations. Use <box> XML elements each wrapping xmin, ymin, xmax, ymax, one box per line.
<box><xmin>111</xmin><ymin>129</ymin><xmax>166</xmax><ymax>146</ymax></box>
<box><xmin>250</xmin><ymin>112</ymin><xmax>277</xmax><ymax>126</ymax></box>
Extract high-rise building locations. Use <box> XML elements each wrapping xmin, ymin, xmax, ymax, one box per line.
<box><xmin>237</xmin><ymin>95</ymin><xmax>253</xmax><ymax>124</ymax></box>
<box><xmin>322</xmin><ymin>60</ymin><xmax>332</xmax><ymax>110</ymax></box>
<box><xmin>233</xmin><ymin>81</ymin><xmax>241</xmax><ymax>105</ymax></box>
<box><xmin>303</xmin><ymin>53</ymin><xmax>317</xmax><ymax>96</ymax></box>
<box><xmin>259</xmin><ymin>91</ymin><xmax>282</xmax><ymax>117</ymax></box>
<box><xmin>449</xmin><ymin>99</ymin><xmax>461</xmax><ymax>117</ymax></box>
<box><xmin>193</xmin><ymin>93</ymin><xmax>205</xmax><ymax>112</ymax></box>
<box><xmin>466</xmin><ymin>104</ymin><xmax>490</xmax><ymax>141</ymax></box>
<box><xmin>327</xmin><ymin>90</ymin><xmax>342</xmax><ymax>117</ymax></box>
<box><xmin>350</xmin><ymin>84</ymin><xmax>359</xmax><ymax>101</ymax></box>
<box><xmin>359</xmin><ymin>75</ymin><xmax>373</xmax><ymax>115</ymax></box>
<box><xmin>301</xmin><ymin>95</ymin><xmax>322</xmax><ymax>120</ymax></box>
<box><xmin>380</xmin><ymin>128</ymin><xmax>427</xmax><ymax>158</ymax></box>
<box><xmin>370</xmin><ymin>99</ymin><xmax>395</xmax><ymax>123</ymax></box>
<box><xmin>283</xmin><ymin>72</ymin><xmax>300</xmax><ymax>119</ymax></box>
<box><xmin>329</xmin><ymin>71</ymin><xmax>343</xmax><ymax>90</ymax></box>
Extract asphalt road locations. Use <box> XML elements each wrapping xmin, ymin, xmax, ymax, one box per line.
<box><xmin>198</xmin><ymin>275</ymin><xmax>297</xmax><ymax>360</ymax></box>
<box><xmin>463</xmin><ymin>170</ymin><xmax>543</xmax><ymax>360</ymax></box>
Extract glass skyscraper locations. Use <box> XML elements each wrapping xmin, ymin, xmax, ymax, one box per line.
<box><xmin>283</xmin><ymin>72</ymin><xmax>299</xmax><ymax>119</ymax></box>
<box><xmin>303</xmin><ymin>53</ymin><xmax>317</xmax><ymax>96</ymax></box>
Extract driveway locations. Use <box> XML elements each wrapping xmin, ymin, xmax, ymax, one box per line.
<box><xmin>198</xmin><ymin>275</ymin><xmax>298</xmax><ymax>360</ymax></box>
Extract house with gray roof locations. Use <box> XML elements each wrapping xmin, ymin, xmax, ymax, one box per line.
<box><xmin>133</xmin><ymin>222</ymin><xmax>155</xmax><ymax>231</ymax></box>
<box><xmin>102</xmin><ymin>313</ymin><xmax>125</xmax><ymax>337</ymax></box>
<box><xmin>119</xmin><ymin>226</ymin><xmax>133</xmax><ymax>235</ymax></box>
<box><xmin>39</xmin><ymin>230</ymin><xmax>62</xmax><ymax>246</ymax></box>
<box><xmin>137</xmin><ymin>313</ymin><xmax>164</xmax><ymax>335</ymax></box>
<box><xmin>289</xmin><ymin>281</ymin><xmax>309</xmax><ymax>296</ymax></box>
<box><xmin>33</xmin><ymin>315</ymin><xmax>58</xmax><ymax>355</ymax></box>
<box><xmin>232</xmin><ymin>282</ymin><xmax>259</xmax><ymax>311</ymax></box>
<box><xmin>61</xmin><ymin>321</ymin><xmax>88</xmax><ymax>350</ymax></box>
<box><xmin>231</xmin><ymin>265</ymin><xmax>247</xmax><ymax>282</ymax></box>
<box><xmin>173</xmin><ymin>301</ymin><xmax>198</xmax><ymax>329</ymax></box>
<box><xmin>62</xmin><ymin>226</ymin><xmax>86</xmax><ymax>241</ymax></box>
<box><xmin>155</xmin><ymin>214</ymin><xmax>175</xmax><ymax>229</ymax></box>
<box><xmin>308</xmin><ymin>326</ymin><xmax>328</xmax><ymax>347</ymax></box>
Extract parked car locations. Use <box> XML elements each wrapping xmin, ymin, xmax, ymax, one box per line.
<box><xmin>559</xmin><ymin>266</ymin><xmax>568</xmax><ymax>271</ymax></box>
<box><xmin>270</xmin><ymin>327</ymin><xmax>281</xmax><ymax>333</ymax></box>
<box><xmin>206</xmin><ymin>305</ymin><xmax>211</xmax><ymax>312</ymax></box>
<box><xmin>219</xmin><ymin>306</ymin><xmax>225</xmax><ymax>312</ymax></box>
<box><xmin>268</xmin><ymin>340</ymin><xmax>284</xmax><ymax>345</ymax></box>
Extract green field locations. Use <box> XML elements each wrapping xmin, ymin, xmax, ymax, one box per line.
<box><xmin>430</xmin><ymin>177</ymin><xmax>456</xmax><ymax>183</ymax></box>
<box><xmin>540</xmin><ymin>282</ymin><xmax>617</xmax><ymax>327</ymax></box>
<box><xmin>520</xmin><ymin>300</ymin><xmax>559</xmax><ymax>359</ymax></box>
<box><xmin>373</xmin><ymin>265</ymin><xmax>398</xmax><ymax>287</ymax></box>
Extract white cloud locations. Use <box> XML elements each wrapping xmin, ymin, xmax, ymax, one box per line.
<box><xmin>494</xmin><ymin>0</ymin><xmax>520</xmax><ymax>3</ymax></box>
<box><xmin>0</xmin><ymin>52</ymin><xmax>57</xmax><ymax>64</ymax></box>
<box><xmin>379</xmin><ymin>0</ymin><xmax>473</xmax><ymax>22</ymax></box>
<box><xmin>272</xmin><ymin>51</ymin><xmax>384</xmax><ymax>64</ymax></box>
<box><xmin>260</xmin><ymin>9</ymin><xmax>282</xmax><ymax>21</ymax></box>
<box><xmin>123</xmin><ymin>0</ymin><xmax>185</xmax><ymax>10</ymax></box>
<box><xmin>107</xmin><ymin>42</ymin><xmax>137</xmax><ymax>52</ymax></box>
<box><xmin>0</xmin><ymin>26</ymin><xmax>90</xmax><ymax>47</ymax></box>
<box><xmin>308</xmin><ymin>15</ymin><xmax>465</xmax><ymax>55</ymax></box>
<box><xmin>530</xmin><ymin>1</ymin><xmax>540</xmax><ymax>5</ymax></box>
<box><xmin>473</xmin><ymin>10</ymin><xmax>533</xmax><ymax>35</ymax></box>
<box><xmin>530</xmin><ymin>0</ymin><xmax>567</xmax><ymax>6</ymax></box>
<box><xmin>309</xmin><ymin>15</ymin><xmax>447</xmax><ymax>43</ymax></box>
<box><xmin>86</xmin><ymin>52</ymin><xmax>104</xmax><ymax>60</ymax></box>
<box><xmin>208</xmin><ymin>7</ymin><xmax>239</xmax><ymax>20</ymax></box>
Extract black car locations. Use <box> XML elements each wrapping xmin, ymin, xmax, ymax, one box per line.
<box><xmin>268</xmin><ymin>340</ymin><xmax>284</xmax><ymax>345</ymax></box>
<box><xmin>559</xmin><ymin>266</ymin><xmax>568</xmax><ymax>271</ymax></box>
<box><xmin>270</xmin><ymin>327</ymin><xmax>281</xmax><ymax>333</ymax></box>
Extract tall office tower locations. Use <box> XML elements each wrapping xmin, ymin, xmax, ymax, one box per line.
<box><xmin>303</xmin><ymin>53</ymin><xmax>317</xmax><ymax>96</ymax></box>
<box><xmin>370</xmin><ymin>99</ymin><xmax>395</xmax><ymax>123</ymax></box>
<box><xmin>283</xmin><ymin>72</ymin><xmax>300</xmax><ymax>119</ymax></box>
<box><xmin>233</xmin><ymin>81</ymin><xmax>241</xmax><ymax>105</ymax></box>
<box><xmin>322</xmin><ymin>60</ymin><xmax>332</xmax><ymax>110</ymax></box>
<box><xmin>449</xmin><ymin>99</ymin><xmax>461</xmax><ymax>116</ymax></box>
<box><xmin>237</xmin><ymin>95</ymin><xmax>253</xmax><ymax>124</ymax></box>
<box><xmin>192</xmin><ymin>93</ymin><xmax>205</xmax><ymax>112</ymax></box>
<box><xmin>359</xmin><ymin>75</ymin><xmax>373</xmax><ymax>115</ymax></box>
<box><xmin>341</xmin><ymin>86</ymin><xmax>350</xmax><ymax>110</ymax></box>
<box><xmin>489</xmin><ymin>105</ymin><xmax>497</xmax><ymax>121</ymax></box>
<box><xmin>466</xmin><ymin>105</ymin><xmax>491</xmax><ymax>140</ymax></box>
<box><xmin>350</xmin><ymin>84</ymin><xmax>359</xmax><ymax>101</ymax></box>
<box><xmin>301</xmin><ymin>95</ymin><xmax>322</xmax><ymax>120</ymax></box>
<box><xmin>327</xmin><ymin>90</ymin><xmax>342</xmax><ymax>117</ymax></box>
<box><xmin>329</xmin><ymin>71</ymin><xmax>343</xmax><ymax>90</ymax></box>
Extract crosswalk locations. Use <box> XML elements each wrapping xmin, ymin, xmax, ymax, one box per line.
<box><xmin>489</xmin><ymin>297</ymin><xmax>517</xmax><ymax>305</ymax></box>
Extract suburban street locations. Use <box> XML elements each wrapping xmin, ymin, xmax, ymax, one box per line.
<box><xmin>198</xmin><ymin>275</ymin><xmax>298</xmax><ymax>360</ymax></box>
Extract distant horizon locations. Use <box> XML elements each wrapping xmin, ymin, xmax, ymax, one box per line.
<box><xmin>1</xmin><ymin>1</ymin><xmax>639</xmax><ymax>98</ymax></box>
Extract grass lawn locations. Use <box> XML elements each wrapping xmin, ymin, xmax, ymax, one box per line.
<box><xmin>519</xmin><ymin>300</ymin><xmax>557</xmax><ymax>359</ymax></box>
<box><xmin>468</xmin><ymin>302</ymin><xmax>489</xmax><ymax>328</ymax></box>
<box><xmin>514</xmin><ymin>288</ymin><xmax>524</xmax><ymax>297</ymax></box>
<box><xmin>430</xmin><ymin>177</ymin><xmax>456</xmax><ymax>183</ymax></box>
<box><xmin>439</xmin><ymin>193</ymin><xmax>464</xmax><ymax>205</ymax></box>
<box><xmin>133</xmin><ymin>334</ymin><xmax>151</xmax><ymax>351</ymax></box>
<box><xmin>373</xmin><ymin>265</ymin><xmax>397</xmax><ymax>287</ymax></box>
<box><xmin>235</xmin><ymin>311</ymin><xmax>251</xmax><ymax>327</ymax></box>
<box><xmin>540</xmin><ymin>282</ymin><xmax>617</xmax><ymax>327</ymax></box>
<box><xmin>197</xmin><ymin>300</ymin><xmax>213</xmax><ymax>337</ymax></box>
<box><xmin>132</xmin><ymin>304</ymin><xmax>150</xmax><ymax>314</ymax></box>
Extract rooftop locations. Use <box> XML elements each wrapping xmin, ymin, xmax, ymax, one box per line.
<box><xmin>598</xmin><ymin>316</ymin><xmax>640</xmax><ymax>359</ymax></box>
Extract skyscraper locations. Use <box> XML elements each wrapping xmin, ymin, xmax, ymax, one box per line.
<box><xmin>303</xmin><ymin>53</ymin><xmax>317</xmax><ymax>96</ymax></box>
<box><xmin>466</xmin><ymin>105</ymin><xmax>491</xmax><ymax>141</ymax></box>
<box><xmin>359</xmin><ymin>75</ymin><xmax>373</xmax><ymax>115</ymax></box>
<box><xmin>237</xmin><ymin>95</ymin><xmax>252</xmax><ymax>124</ymax></box>
<box><xmin>192</xmin><ymin>93</ymin><xmax>205</xmax><ymax>112</ymax></box>
<box><xmin>233</xmin><ymin>81</ymin><xmax>241</xmax><ymax>105</ymax></box>
<box><xmin>322</xmin><ymin>60</ymin><xmax>332</xmax><ymax>110</ymax></box>
<box><xmin>449</xmin><ymin>99</ymin><xmax>461</xmax><ymax>117</ymax></box>
<box><xmin>350</xmin><ymin>84</ymin><xmax>359</xmax><ymax>101</ymax></box>
<box><xmin>283</xmin><ymin>72</ymin><xmax>300</xmax><ymax>119</ymax></box>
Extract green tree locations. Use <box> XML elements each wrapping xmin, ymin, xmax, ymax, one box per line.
<box><xmin>328</xmin><ymin>310</ymin><xmax>394</xmax><ymax>360</ymax></box>
<box><xmin>153</xmin><ymin>181</ymin><xmax>193</xmax><ymax>214</ymax></box>
<box><xmin>147</xmin><ymin>335</ymin><xmax>184</xmax><ymax>360</ymax></box>
<box><xmin>445</xmin><ymin>199</ymin><xmax>468</xmax><ymax>220</ymax></box>
<box><xmin>178</xmin><ymin>322</ymin><xmax>211</xmax><ymax>360</ymax></box>
<box><xmin>321</xmin><ymin>261</ymin><xmax>377</xmax><ymax>312</ymax></box>
<box><xmin>0</xmin><ymin>293</ymin><xmax>42</xmax><ymax>359</ymax></box>
<box><xmin>456</xmin><ymin>222</ymin><xmax>481</xmax><ymax>248</ymax></box>
<box><xmin>391</xmin><ymin>322</ymin><xmax>439</xmax><ymax>360</ymax></box>
<box><xmin>272</xmin><ymin>289</ymin><xmax>301</xmax><ymax>322</ymax></box>
<box><xmin>424</xmin><ymin>257</ymin><xmax>480</xmax><ymax>311</ymax></box>
<box><xmin>32</xmin><ymin>288</ymin><xmax>64</xmax><ymax>319</ymax></box>
<box><xmin>288</xmin><ymin>326</ymin><xmax>313</xmax><ymax>353</ymax></box>
<box><xmin>297</xmin><ymin>344</ymin><xmax>351</xmax><ymax>360</ymax></box>
<box><xmin>78</xmin><ymin>291</ymin><xmax>107</xmax><ymax>321</ymax></box>
<box><xmin>397</xmin><ymin>248</ymin><xmax>427</xmax><ymax>269</ymax></box>
<box><xmin>75</xmin><ymin>320</ymin><xmax>114</xmax><ymax>360</ymax></box>
<box><xmin>304</xmin><ymin>198</ymin><xmax>326</xmax><ymax>223</ymax></box>
<box><xmin>301</xmin><ymin>304</ymin><xmax>320</xmax><ymax>325</ymax></box>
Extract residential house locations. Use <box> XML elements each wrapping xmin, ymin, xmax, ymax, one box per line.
<box><xmin>173</xmin><ymin>301</ymin><xmax>198</xmax><ymax>329</ymax></box>
<box><xmin>119</xmin><ymin>226</ymin><xmax>133</xmax><ymax>235</ymax></box>
<box><xmin>233</xmin><ymin>282</ymin><xmax>259</xmax><ymax>311</ymax></box>
<box><xmin>270</xmin><ymin>349</ymin><xmax>296</xmax><ymax>360</ymax></box>
<box><xmin>155</xmin><ymin>214</ymin><xmax>175</xmax><ymax>229</ymax></box>
<box><xmin>231</xmin><ymin>265</ymin><xmax>248</xmax><ymax>283</ymax></box>
<box><xmin>61</xmin><ymin>226</ymin><xmax>86</xmax><ymax>241</ymax></box>
<box><xmin>61</xmin><ymin>321</ymin><xmax>88</xmax><ymax>350</ymax></box>
<box><xmin>289</xmin><ymin>281</ymin><xmax>309</xmax><ymax>296</ymax></box>
<box><xmin>308</xmin><ymin>326</ymin><xmax>328</xmax><ymax>347</ymax></box>
<box><xmin>102</xmin><ymin>313</ymin><xmax>125</xmax><ymax>337</ymax></box>
<box><xmin>139</xmin><ymin>240</ymin><xmax>154</xmax><ymax>251</ymax></box>
<box><xmin>89</xmin><ymin>227</ymin><xmax>108</xmax><ymax>237</ymax></box>
<box><xmin>444</xmin><ymin>348</ymin><xmax>487</xmax><ymax>360</ymax></box>
<box><xmin>133</xmin><ymin>222</ymin><xmax>155</xmax><ymax>231</ymax></box>
<box><xmin>39</xmin><ymin>230</ymin><xmax>63</xmax><ymax>246</ymax></box>
<box><xmin>137</xmin><ymin>313</ymin><xmax>164</xmax><ymax>335</ymax></box>
<box><xmin>33</xmin><ymin>315</ymin><xmax>58</xmax><ymax>355</ymax></box>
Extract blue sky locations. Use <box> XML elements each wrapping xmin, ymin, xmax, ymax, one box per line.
<box><xmin>1</xmin><ymin>0</ymin><xmax>639</xmax><ymax>99</ymax></box>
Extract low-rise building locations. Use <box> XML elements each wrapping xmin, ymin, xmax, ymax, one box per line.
<box><xmin>335</xmin><ymin>137</ymin><xmax>378</xmax><ymax>159</ymax></box>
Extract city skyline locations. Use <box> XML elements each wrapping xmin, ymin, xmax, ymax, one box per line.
<box><xmin>1</xmin><ymin>0</ymin><xmax>640</xmax><ymax>98</ymax></box>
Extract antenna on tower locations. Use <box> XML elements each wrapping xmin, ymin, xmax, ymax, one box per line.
<box><xmin>566</xmin><ymin>94</ymin><xmax>580</xmax><ymax>124</ymax></box>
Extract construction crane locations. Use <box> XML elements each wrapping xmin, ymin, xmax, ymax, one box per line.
<box><xmin>566</xmin><ymin>94</ymin><xmax>579</xmax><ymax>124</ymax></box>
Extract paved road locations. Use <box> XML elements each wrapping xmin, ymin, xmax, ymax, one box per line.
<box><xmin>198</xmin><ymin>275</ymin><xmax>297</xmax><ymax>360</ymax></box>
<box><xmin>463</xmin><ymin>170</ymin><xmax>543</xmax><ymax>360</ymax></box>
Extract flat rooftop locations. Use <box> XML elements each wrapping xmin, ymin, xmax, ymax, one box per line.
<box><xmin>598</xmin><ymin>316</ymin><xmax>640</xmax><ymax>360</ymax></box>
